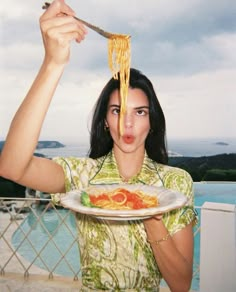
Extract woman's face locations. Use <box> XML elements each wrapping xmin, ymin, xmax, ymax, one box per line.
<box><xmin>106</xmin><ymin>88</ymin><xmax>150</xmax><ymax>154</ymax></box>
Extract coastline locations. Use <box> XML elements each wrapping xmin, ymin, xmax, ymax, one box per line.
<box><xmin>1</xmin><ymin>137</ymin><xmax>236</xmax><ymax>158</ymax></box>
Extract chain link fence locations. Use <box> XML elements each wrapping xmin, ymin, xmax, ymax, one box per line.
<box><xmin>0</xmin><ymin>197</ymin><xmax>201</xmax><ymax>291</ymax></box>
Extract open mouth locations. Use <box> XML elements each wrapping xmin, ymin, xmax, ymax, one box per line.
<box><xmin>122</xmin><ymin>135</ymin><xmax>135</xmax><ymax>144</ymax></box>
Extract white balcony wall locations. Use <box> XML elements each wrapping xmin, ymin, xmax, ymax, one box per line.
<box><xmin>200</xmin><ymin>202</ymin><xmax>236</xmax><ymax>292</ymax></box>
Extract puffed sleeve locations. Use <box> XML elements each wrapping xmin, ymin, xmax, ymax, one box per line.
<box><xmin>162</xmin><ymin>167</ymin><xmax>198</xmax><ymax>235</ymax></box>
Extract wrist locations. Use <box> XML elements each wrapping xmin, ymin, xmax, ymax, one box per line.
<box><xmin>147</xmin><ymin>232</ymin><xmax>171</xmax><ymax>246</ymax></box>
<box><xmin>144</xmin><ymin>216</ymin><xmax>171</xmax><ymax>245</ymax></box>
<box><xmin>144</xmin><ymin>215</ymin><xmax>163</xmax><ymax>227</ymax></box>
<box><xmin>39</xmin><ymin>58</ymin><xmax>66</xmax><ymax>82</ymax></box>
<box><xmin>43</xmin><ymin>55</ymin><xmax>68</xmax><ymax>71</ymax></box>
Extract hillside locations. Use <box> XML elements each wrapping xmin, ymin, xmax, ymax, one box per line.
<box><xmin>169</xmin><ymin>153</ymin><xmax>236</xmax><ymax>181</ymax></box>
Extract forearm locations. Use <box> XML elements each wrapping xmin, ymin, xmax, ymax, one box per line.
<box><xmin>0</xmin><ymin>61</ymin><xmax>65</xmax><ymax>180</ymax></box>
<box><xmin>144</xmin><ymin>218</ymin><xmax>193</xmax><ymax>292</ymax></box>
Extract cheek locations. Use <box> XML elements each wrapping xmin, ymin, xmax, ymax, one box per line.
<box><xmin>138</xmin><ymin>118</ymin><xmax>150</xmax><ymax>134</ymax></box>
<box><xmin>141</xmin><ymin>127</ymin><xmax>150</xmax><ymax>140</ymax></box>
<box><xmin>107</xmin><ymin>116</ymin><xmax>119</xmax><ymax>134</ymax></box>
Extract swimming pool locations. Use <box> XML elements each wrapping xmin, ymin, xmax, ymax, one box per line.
<box><xmin>11</xmin><ymin>206</ymin><xmax>81</xmax><ymax>277</ymax></box>
<box><xmin>11</xmin><ymin>182</ymin><xmax>236</xmax><ymax>290</ymax></box>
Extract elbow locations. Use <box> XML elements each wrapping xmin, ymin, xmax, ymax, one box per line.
<box><xmin>179</xmin><ymin>283</ymin><xmax>192</xmax><ymax>292</ymax></box>
<box><xmin>167</xmin><ymin>270</ymin><xmax>193</xmax><ymax>292</ymax></box>
<box><xmin>0</xmin><ymin>157</ymin><xmax>24</xmax><ymax>183</ymax></box>
<box><xmin>170</xmin><ymin>277</ymin><xmax>192</xmax><ymax>292</ymax></box>
<box><xmin>170</xmin><ymin>284</ymin><xmax>192</xmax><ymax>292</ymax></box>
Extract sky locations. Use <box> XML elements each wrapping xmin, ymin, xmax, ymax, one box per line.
<box><xmin>0</xmin><ymin>0</ymin><xmax>236</xmax><ymax>144</ymax></box>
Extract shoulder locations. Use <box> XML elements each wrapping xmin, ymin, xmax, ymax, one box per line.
<box><xmin>52</xmin><ymin>156</ymin><xmax>99</xmax><ymax>179</ymax></box>
<box><xmin>158</xmin><ymin>163</ymin><xmax>193</xmax><ymax>197</ymax></box>
<box><xmin>159</xmin><ymin>163</ymin><xmax>192</xmax><ymax>181</ymax></box>
<box><xmin>53</xmin><ymin>156</ymin><xmax>98</xmax><ymax>169</ymax></box>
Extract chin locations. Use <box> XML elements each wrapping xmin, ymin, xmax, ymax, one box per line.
<box><xmin>120</xmin><ymin>143</ymin><xmax>144</xmax><ymax>154</ymax></box>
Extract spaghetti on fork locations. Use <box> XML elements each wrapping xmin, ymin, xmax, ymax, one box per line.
<box><xmin>108</xmin><ymin>35</ymin><xmax>131</xmax><ymax>136</ymax></box>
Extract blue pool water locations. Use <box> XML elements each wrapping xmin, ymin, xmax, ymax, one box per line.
<box><xmin>12</xmin><ymin>182</ymin><xmax>236</xmax><ymax>291</ymax></box>
<box><xmin>12</xmin><ymin>207</ymin><xmax>81</xmax><ymax>276</ymax></box>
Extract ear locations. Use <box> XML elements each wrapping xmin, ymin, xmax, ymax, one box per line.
<box><xmin>104</xmin><ymin>119</ymin><xmax>109</xmax><ymax>131</ymax></box>
<box><xmin>104</xmin><ymin>120</ymin><xmax>109</xmax><ymax>127</ymax></box>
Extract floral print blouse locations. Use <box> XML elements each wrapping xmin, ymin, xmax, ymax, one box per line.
<box><xmin>52</xmin><ymin>150</ymin><xmax>197</xmax><ymax>291</ymax></box>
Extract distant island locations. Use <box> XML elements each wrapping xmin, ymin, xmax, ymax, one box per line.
<box><xmin>0</xmin><ymin>140</ymin><xmax>65</xmax><ymax>151</ymax></box>
<box><xmin>215</xmin><ymin>142</ymin><xmax>229</xmax><ymax>146</ymax></box>
<box><xmin>36</xmin><ymin>141</ymin><xmax>65</xmax><ymax>150</ymax></box>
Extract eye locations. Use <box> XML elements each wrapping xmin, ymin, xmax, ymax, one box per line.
<box><xmin>136</xmin><ymin>109</ymin><xmax>148</xmax><ymax>116</ymax></box>
<box><xmin>111</xmin><ymin>107</ymin><xmax>120</xmax><ymax>115</ymax></box>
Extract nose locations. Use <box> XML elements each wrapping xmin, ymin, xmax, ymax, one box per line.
<box><xmin>123</xmin><ymin>112</ymin><xmax>133</xmax><ymax>128</ymax></box>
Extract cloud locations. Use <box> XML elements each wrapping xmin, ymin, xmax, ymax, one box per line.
<box><xmin>0</xmin><ymin>0</ymin><xmax>40</xmax><ymax>20</ymax></box>
<box><xmin>154</xmin><ymin>68</ymin><xmax>236</xmax><ymax>138</ymax></box>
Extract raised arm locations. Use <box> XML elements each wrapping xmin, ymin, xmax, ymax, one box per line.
<box><xmin>0</xmin><ymin>0</ymin><xmax>87</xmax><ymax>193</ymax></box>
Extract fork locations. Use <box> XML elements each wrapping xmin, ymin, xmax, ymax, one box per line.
<box><xmin>42</xmin><ymin>2</ymin><xmax>129</xmax><ymax>39</ymax></box>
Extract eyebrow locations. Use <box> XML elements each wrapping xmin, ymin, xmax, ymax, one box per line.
<box><xmin>109</xmin><ymin>104</ymin><xmax>120</xmax><ymax>107</ymax></box>
<box><xmin>109</xmin><ymin>105</ymin><xmax>149</xmax><ymax>110</ymax></box>
<box><xmin>134</xmin><ymin>106</ymin><xmax>150</xmax><ymax>110</ymax></box>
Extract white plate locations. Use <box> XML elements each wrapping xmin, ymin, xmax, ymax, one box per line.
<box><xmin>60</xmin><ymin>184</ymin><xmax>188</xmax><ymax>220</ymax></box>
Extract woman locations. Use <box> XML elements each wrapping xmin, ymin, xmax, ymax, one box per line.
<box><xmin>0</xmin><ymin>0</ymin><xmax>197</xmax><ymax>291</ymax></box>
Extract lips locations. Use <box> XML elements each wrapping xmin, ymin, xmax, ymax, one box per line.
<box><xmin>123</xmin><ymin>135</ymin><xmax>135</xmax><ymax>144</ymax></box>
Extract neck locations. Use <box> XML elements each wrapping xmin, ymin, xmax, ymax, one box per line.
<box><xmin>113</xmin><ymin>148</ymin><xmax>145</xmax><ymax>181</ymax></box>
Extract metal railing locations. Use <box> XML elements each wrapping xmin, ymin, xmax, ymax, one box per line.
<box><xmin>0</xmin><ymin>197</ymin><xmax>201</xmax><ymax>290</ymax></box>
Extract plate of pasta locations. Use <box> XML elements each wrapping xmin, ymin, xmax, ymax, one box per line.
<box><xmin>60</xmin><ymin>184</ymin><xmax>188</xmax><ymax>220</ymax></box>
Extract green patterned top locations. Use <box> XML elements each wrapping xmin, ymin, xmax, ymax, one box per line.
<box><xmin>52</xmin><ymin>150</ymin><xmax>197</xmax><ymax>291</ymax></box>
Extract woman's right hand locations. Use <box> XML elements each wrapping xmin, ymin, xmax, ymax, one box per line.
<box><xmin>40</xmin><ymin>0</ymin><xmax>87</xmax><ymax>66</ymax></box>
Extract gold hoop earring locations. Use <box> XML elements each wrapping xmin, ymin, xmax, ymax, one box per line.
<box><xmin>104</xmin><ymin>124</ymin><xmax>109</xmax><ymax>131</ymax></box>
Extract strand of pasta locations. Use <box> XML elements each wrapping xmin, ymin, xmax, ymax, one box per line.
<box><xmin>108</xmin><ymin>35</ymin><xmax>131</xmax><ymax>136</ymax></box>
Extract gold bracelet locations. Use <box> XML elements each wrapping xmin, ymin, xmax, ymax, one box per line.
<box><xmin>147</xmin><ymin>233</ymin><xmax>171</xmax><ymax>245</ymax></box>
